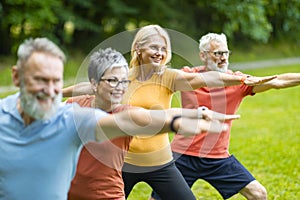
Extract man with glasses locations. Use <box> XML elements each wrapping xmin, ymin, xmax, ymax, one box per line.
<box><xmin>151</xmin><ymin>33</ymin><xmax>300</xmax><ymax>200</ymax></box>
<box><xmin>204</xmin><ymin>50</ymin><xmax>231</xmax><ymax>58</ymax></box>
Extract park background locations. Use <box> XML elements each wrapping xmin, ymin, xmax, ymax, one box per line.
<box><xmin>0</xmin><ymin>1</ymin><xmax>299</xmax><ymax>199</ymax></box>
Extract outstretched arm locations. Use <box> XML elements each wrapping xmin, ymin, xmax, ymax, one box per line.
<box><xmin>174</xmin><ymin>69</ymin><xmax>276</xmax><ymax>91</ymax></box>
<box><xmin>166</xmin><ymin>106</ymin><xmax>240</xmax><ymax>121</ymax></box>
<box><xmin>252</xmin><ymin>73</ymin><xmax>300</xmax><ymax>93</ymax></box>
<box><xmin>63</xmin><ymin>71</ymin><xmax>276</xmax><ymax>96</ymax></box>
<box><xmin>63</xmin><ymin>82</ymin><xmax>92</xmax><ymax>97</ymax></box>
<box><xmin>95</xmin><ymin>107</ymin><xmax>239</xmax><ymax>141</ymax></box>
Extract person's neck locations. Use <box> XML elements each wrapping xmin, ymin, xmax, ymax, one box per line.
<box><xmin>17</xmin><ymin>99</ymin><xmax>35</xmax><ymax>125</ymax></box>
<box><xmin>203</xmin><ymin>66</ymin><xmax>209</xmax><ymax>72</ymax></box>
<box><xmin>137</xmin><ymin>64</ymin><xmax>155</xmax><ymax>81</ymax></box>
<box><xmin>22</xmin><ymin>113</ymin><xmax>35</xmax><ymax>125</ymax></box>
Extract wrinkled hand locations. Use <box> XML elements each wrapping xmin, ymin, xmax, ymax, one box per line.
<box><xmin>199</xmin><ymin>106</ymin><xmax>240</xmax><ymax>121</ymax></box>
<box><xmin>243</xmin><ymin>75</ymin><xmax>277</xmax><ymax>86</ymax></box>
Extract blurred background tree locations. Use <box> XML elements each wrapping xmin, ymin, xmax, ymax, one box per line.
<box><xmin>0</xmin><ymin>0</ymin><xmax>299</xmax><ymax>56</ymax></box>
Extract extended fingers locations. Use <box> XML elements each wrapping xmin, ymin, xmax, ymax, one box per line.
<box><xmin>245</xmin><ymin>75</ymin><xmax>277</xmax><ymax>85</ymax></box>
<box><xmin>206</xmin><ymin>110</ymin><xmax>240</xmax><ymax>121</ymax></box>
<box><xmin>259</xmin><ymin>75</ymin><xmax>277</xmax><ymax>83</ymax></box>
<box><xmin>207</xmin><ymin>120</ymin><xmax>228</xmax><ymax>133</ymax></box>
<box><xmin>223</xmin><ymin>114</ymin><xmax>240</xmax><ymax>120</ymax></box>
<box><xmin>177</xmin><ymin>118</ymin><xmax>228</xmax><ymax>136</ymax></box>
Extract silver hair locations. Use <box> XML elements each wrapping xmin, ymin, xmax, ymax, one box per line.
<box><xmin>88</xmin><ymin>48</ymin><xmax>128</xmax><ymax>82</ymax></box>
<box><xmin>17</xmin><ymin>37</ymin><xmax>66</xmax><ymax>69</ymax></box>
<box><xmin>199</xmin><ymin>33</ymin><xmax>228</xmax><ymax>52</ymax></box>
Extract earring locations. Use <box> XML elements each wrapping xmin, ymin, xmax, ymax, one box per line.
<box><xmin>136</xmin><ymin>47</ymin><xmax>140</xmax><ymax>55</ymax></box>
<box><xmin>91</xmin><ymin>83</ymin><xmax>97</xmax><ymax>93</ymax></box>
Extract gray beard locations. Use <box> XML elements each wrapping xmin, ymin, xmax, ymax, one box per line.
<box><xmin>207</xmin><ymin>59</ymin><xmax>228</xmax><ymax>73</ymax></box>
<box><xmin>20</xmin><ymin>86</ymin><xmax>62</xmax><ymax>120</ymax></box>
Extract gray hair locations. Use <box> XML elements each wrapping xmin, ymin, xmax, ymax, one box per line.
<box><xmin>88</xmin><ymin>48</ymin><xmax>128</xmax><ymax>82</ymax></box>
<box><xmin>199</xmin><ymin>33</ymin><xmax>228</xmax><ymax>52</ymax></box>
<box><xmin>17</xmin><ymin>37</ymin><xmax>66</xmax><ymax>69</ymax></box>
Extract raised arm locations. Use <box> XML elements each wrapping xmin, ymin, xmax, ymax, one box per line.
<box><xmin>95</xmin><ymin>107</ymin><xmax>240</xmax><ymax>141</ymax></box>
<box><xmin>174</xmin><ymin>69</ymin><xmax>276</xmax><ymax>91</ymax></box>
<box><xmin>63</xmin><ymin>82</ymin><xmax>93</xmax><ymax>97</ymax></box>
<box><xmin>252</xmin><ymin>73</ymin><xmax>300</xmax><ymax>93</ymax></box>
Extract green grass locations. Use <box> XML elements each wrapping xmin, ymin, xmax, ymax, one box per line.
<box><xmin>127</xmin><ymin>64</ymin><xmax>300</xmax><ymax>200</ymax></box>
<box><xmin>229</xmin><ymin>40</ymin><xmax>300</xmax><ymax>63</ymax></box>
<box><xmin>0</xmin><ymin>56</ymin><xmax>15</xmax><ymax>86</ymax></box>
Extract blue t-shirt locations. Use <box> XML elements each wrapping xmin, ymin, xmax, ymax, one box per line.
<box><xmin>0</xmin><ymin>93</ymin><xmax>108</xmax><ymax>200</ymax></box>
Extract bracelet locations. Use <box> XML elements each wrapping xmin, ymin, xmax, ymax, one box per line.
<box><xmin>197</xmin><ymin>106</ymin><xmax>207</xmax><ymax>119</ymax></box>
<box><xmin>170</xmin><ymin>115</ymin><xmax>182</xmax><ymax>133</ymax></box>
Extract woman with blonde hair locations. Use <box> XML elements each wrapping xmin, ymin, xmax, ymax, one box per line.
<box><xmin>121</xmin><ymin>24</ymin><xmax>274</xmax><ymax>200</ymax></box>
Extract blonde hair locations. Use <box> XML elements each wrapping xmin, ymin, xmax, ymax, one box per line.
<box><xmin>129</xmin><ymin>25</ymin><xmax>172</xmax><ymax>78</ymax></box>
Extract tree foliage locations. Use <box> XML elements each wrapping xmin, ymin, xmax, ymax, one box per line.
<box><xmin>0</xmin><ymin>0</ymin><xmax>299</xmax><ymax>55</ymax></box>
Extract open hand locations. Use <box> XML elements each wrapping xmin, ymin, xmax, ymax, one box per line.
<box><xmin>243</xmin><ymin>75</ymin><xmax>277</xmax><ymax>86</ymax></box>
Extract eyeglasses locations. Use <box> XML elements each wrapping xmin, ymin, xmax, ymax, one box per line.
<box><xmin>205</xmin><ymin>51</ymin><xmax>231</xmax><ymax>58</ymax></box>
<box><xmin>99</xmin><ymin>78</ymin><xmax>131</xmax><ymax>88</ymax></box>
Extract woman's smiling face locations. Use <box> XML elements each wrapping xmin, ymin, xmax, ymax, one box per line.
<box><xmin>96</xmin><ymin>66</ymin><xmax>129</xmax><ymax>105</ymax></box>
<box><xmin>139</xmin><ymin>35</ymin><xmax>167</xmax><ymax>67</ymax></box>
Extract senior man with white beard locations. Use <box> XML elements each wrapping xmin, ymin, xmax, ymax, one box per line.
<box><xmin>151</xmin><ymin>32</ymin><xmax>300</xmax><ymax>200</ymax></box>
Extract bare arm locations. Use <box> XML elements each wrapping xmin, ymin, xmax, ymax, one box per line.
<box><xmin>63</xmin><ymin>82</ymin><xmax>93</xmax><ymax>97</ymax></box>
<box><xmin>165</xmin><ymin>107</ymin><xmax>240</xmax><ymax>121</ymax></box>
<box><xmin>63</xmin><ymin>71</ymin><xmax>277</xmax><ymax>96</ymax></box>
<box><xmin>174</xmin><ymin>69</ymin><xmax>276</xmax><ymax>91</ymax></box>
<box><xmin>95</xmin><ymin>107</ymin><xmax>239</xmax><ymax>141</ymax></box>
<box><xmin>252</xmin><ymin>73</ymin><xmax>300</xmax><ymax>93</ymax></box>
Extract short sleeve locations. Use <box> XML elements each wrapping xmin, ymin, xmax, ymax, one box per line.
<box><xmin>71</xmin><ymin>103</ymin><xmax>108</xmax><ymax>144</ymax></box>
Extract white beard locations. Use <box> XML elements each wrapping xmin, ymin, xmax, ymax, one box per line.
<box><xmin>206</xmin><ymin>58</ymin><xmax>228</xmax><ymax>73</ymax></box>
<box><xmin>20</xmin><ymin>85</ymin><xmax>62</xmax><ymax>120</ymax></box>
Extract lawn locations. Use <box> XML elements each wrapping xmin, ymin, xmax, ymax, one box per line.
<box><xmin>127</xmin><ymin>64</ymin><xmax>300</xmax><ymax>200</ymax></box>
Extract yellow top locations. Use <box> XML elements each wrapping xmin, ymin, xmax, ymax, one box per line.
<box><xmin>122</xmin><ymin>68</ymin><xmax>178</xmax><ymax>166</ymax></box>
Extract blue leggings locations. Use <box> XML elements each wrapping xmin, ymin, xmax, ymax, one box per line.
<box><xmin>122</xmin><ymin>161</ymin><xmax>196</xmax><ymax>200</ymax></box>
